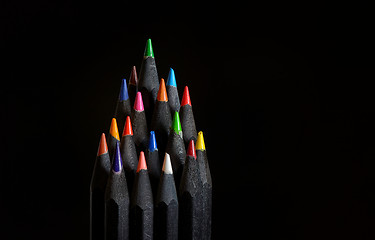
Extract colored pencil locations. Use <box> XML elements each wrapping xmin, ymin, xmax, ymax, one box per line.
<box><xmin>166</xmin><ymin>111</ymin><xmax>186</xmax><ymax>189</ymax></box>
<box><xmin>146</xmin><ymin>130</ymin><xmax>161</xmax><ymax>196</ymax></box>
<box><xmin>150</xmin><ymin>78</ymin><xmax>172</xmax><ymax>158</ymax></box>
<box><xmin>155</xmin><ymin>153</ymin><xmax>179</xmax><ymax>240</ymax></box>
<box><xmin>196</xmin><ymin>131</ymin><xmax>212</xmax><ymax>240</ymax></box>
<box><xmin>128</xmin><ymin>66</ymin><xmax>138</xmax><ymax>108</ymax></box>
<box><xmin>130</xmin><ymin>151</ymin><xmax>154</xmax><ymax>240</ymax></box>
<box><xmin>90</xmin><ymin>133</ymin><xmax>112</xmax><ymax>240</ymax></box>
<box><xmin>105</xmin><ymin>142</ymin><xmax>130</xmax><ymax>240</ymax></box>
<box><xmin>180</xmin><ymin>86</ymin><xmax>197</xmax><ymax>146</ymax></box>
<box><xmin>114</xmin><ymin>78</ymin><xmax>132</xmax><ymax>135</ymax></box>
<box><xmin>131</xmin><ymin>92</ymin><xmax>149</xmax><ymax>153</ymax></box>
<box><xmin>166</xmin><ymin>68</ymin><xmax>180</xmax><ymax>113</ymax></box>
<box><xmin>120</xmin><ymin>116</ymin><xmax>138</xmax><ymax>194</ymax></box>
<box><xmin>179</xmin><ymin>140</ymin><xmax>204</xmax><ymax>240</ymax></box>
<box><xmin>108</xmin><ymin>118</ymin><xmax>120</xmax><ymax>159</ymax></box>
<box><xmin>138</xmin><ymin>38</ymin><xmax>159</xmax><ymax>126</ymax></box>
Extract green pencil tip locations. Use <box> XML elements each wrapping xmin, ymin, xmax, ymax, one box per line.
<box><xmin>172</xmin><ymin>111</ymin><xmax>182</xmax><ymax>137</ymax></box>
<box><xmin>144</xmin><ymin>39</ymin><xmax>154</xmax><ymax>58</ymax></box>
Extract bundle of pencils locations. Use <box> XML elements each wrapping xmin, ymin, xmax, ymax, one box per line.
<box><xmin>90</xmin><ymin>39</ymin><xmax>212</xmax><ymax>240</ymax></box>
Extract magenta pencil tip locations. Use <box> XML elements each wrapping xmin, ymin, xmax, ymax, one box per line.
<box><xmin>134</xmin><ymin>92</ymin><xmax>144</xmax><ymax>111</ymax></box>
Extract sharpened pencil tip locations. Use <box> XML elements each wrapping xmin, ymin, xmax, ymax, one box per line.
<box><xmin>196</xmin><ymin>131</ymin><xmax>206</xmax><ymax>151</ymax></box>
<box><xmin>148</xmin><ymin>131</ymin><xmax>158</xmax><ymax>152</ymax></box>
<box><xmin>157</xmin><ymin>78</ymin><xmax>168</xmax><ymax>102</ymax></box>
<box><xmin>172</xmin><ymin>111</ymin><xmax>183</xmax><ymax>137</ymax></box>
<box><xmin>134</xmin><ymin>92</ymin><xmax>144</xmax><ymax>111</ymax></box>
<box><xmin>112</xmin><ymin>142</ymin><xmax>123</xmax><ymax>173</ymax></box>
<box><xmin>181</xmin><ymin>86</ymin><xmax>191</xmax><ymax>106</ymax></box>
<box><xmin>166</xmin><ymin>68</ymin><xmax>177</xmax><ymax>87</ymax></box>
<box><xmin>144</xmin><ymin>39</ymin><xmax>154</xmax><ymax>58</ymax></box>
<box><xmin>137</xmin><ymin>151</ymin><xmax>147</xmax><ymax>172</ymax></box>
<box><xmin>97</xmin><ymin>133</ymin><xmax>108</xmax><ymax>156</ymax></box>
<box><xmin>110</xmin><ymin>118</ymin><xmax>120</xmax><ymax>141</ymax></box>
<box><xmin>119</xmin><ymin>79</ymin><xmax>129</xmax><ymax>101</ymax></box>
<box><xmin>122</xmin><ymin>116</ymin><xmax>133</xmax><ymax>136</ymax></box>
<box><xmin>162</xmin><ymin>153</ymin><xmax>173</xmax><ymax>174</ymax></box>
<box><xmin>187</xmin><ymin>140</ymin><xmax>196</xmax><ymax>159</ymax></box>
<box><xmin>129</xmin><ymin>66</ymin><xmax>138</xmax><ymax>85</ymax></box>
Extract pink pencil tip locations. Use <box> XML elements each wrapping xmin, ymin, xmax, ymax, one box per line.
<box><xmin>134</xmin><ymin>92</ymin><xmax>144</xmax><ymax>111</ymax></box>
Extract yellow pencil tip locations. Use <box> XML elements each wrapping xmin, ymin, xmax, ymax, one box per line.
<box><xmin>110</xmin><ymin>118</ymin><xmax>120</xmax><ymax>141</ymax></box>
<box><xmin>196</xmin><ymin>131</ymin><xmax>206</xmax><ymax>150</ymax></box>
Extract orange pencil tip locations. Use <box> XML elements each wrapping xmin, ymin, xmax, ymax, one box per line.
<box><xmin>157</xmin><ymin>78</ymin><xmax>168</xmax><ymax>102</ymax></box>
<box><xmin>97</xmin><ymin>133</ymin><xmax>108</xmax><ymax>156</ymax></box>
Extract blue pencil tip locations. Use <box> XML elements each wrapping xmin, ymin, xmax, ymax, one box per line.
<box><xmin>166</xmin><ymin>68</ymin><xmax>177</xmax><ymax>87</ymax></box>
<box><xmin>112</xmin><ymin>142</ymin><xmax>123</xmax><ymax>172</ymax></box>
<box><xmin>148</xmin><ymin>131</ymin><xmax>158</xmax><ymax>152</ymax></box>
<box><xmin>119</xmin><ymin>79</ymin><xmax>129</xmax><ymax>101</ymax></box>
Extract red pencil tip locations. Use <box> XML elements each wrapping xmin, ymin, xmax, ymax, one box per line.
<box><xmin>157</xmin><ymin>78</ymin><xmax>168</xmax><ymax>102</ymax></box>
<box><xmin>181</xmin><ymin>86</ymin><xmax>191</xmax><ymax>106</ymax></box>
<box><xmin>97</xmin><ymin>133</ymin><xmax>108</xmax><ymax>156</ymax></box>
<box><xmin>129</xmin><ymin>66</ymin><xmax>138</xmax><ymax>85</ymax></box>
<box><xmin>122</xmin><ymin>116</ymin><xmax>133</xmax><ymax>136</ymax></box>
<box><xmin>187</xmin><ymin>140</ymin><xmax>196</xmax><ymax>159</ymax></box>
<box><xmin>137</xmin><ymin>151</ymin><xmax>148</xmax><ymax>172</ymax></box>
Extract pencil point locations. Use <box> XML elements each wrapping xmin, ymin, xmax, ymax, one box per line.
<box><xmin>97</xmin><ymin>133</ymin><xmax>108</xmax><ymax>156</ymax></box>
<box><xmin>196</xmin><ymin>131</ymin><xmax>206</xmax><ymax>151</ymax></box>
<box><xmin>148</xmin><ymin>131</ymin><xmax>158</xmax><ymax>152</ymax></box>
<box><xmin>157</xmin><ymin>78</ymin><xmax>168</xmax><ymax>102</ymax></box>
<box><xmin>134</xmin><ymin>92</ymin><xmax>144</xmax><ymax>111</ymax></box>
<box><xmin>162</xmin><ymin>153</ymin><xmax>173</xmax><ymax>174</ymax></box>
<box><xmin>119</xmin><ymin>79</ymin><xmax>129</xmax><ymax>101</ymax></box>
<box><xmin>144</xmin><ymin>39</ymin><xmax>154</xmax><ymax>58</ymax></box>
<box><xmin>112</xmin><ymin>142</ymin><xmax>123</xmax><ymax>172</ymax></box>
<box><xmin>171</xmin><ymin>111</ymin><xmax>182</xmax><ymax>137</ymax></box>
<box><xmin>181</xmin><ymin>86</ymin><xmax>191</xmax><ymax>106</ymax></box>
<box><xmin>166</xmin><ymin>68</ymin><xmax>177</xmax><ymax>87</ymax></box>
<box><xmin>110</xmin><ymin>118</ymin><xmax>120</xmax><ymax>141</ymax></box>
<box><xmin>123</xmin><ymin>116</ymin><xmax>133</xmax><ymax>136</ymax></box>
<box><xmin>129</xmin><ymin>66</ymin><xmax>138</xmax><ymax>85</ymax></box>
<box><xmin>187</xmin><ymin>140</ymin><xmax>196</xmax><ymax>159</ymax></box>
<box><xmin>137</xmin><ymin>151</ymin><xmax>147</xmax><ymax>172</ymax></box>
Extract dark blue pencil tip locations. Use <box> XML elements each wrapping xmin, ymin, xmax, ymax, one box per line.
<box><xmin>166</xmin><ymin>68</ymin><xmax>177</xmax><ymax>87</ymax></box>
<box><xmin>112</xmin><ymin>142</ymin><xmax>123</xmax><ymax>172</ymax></box>
<box><xmin>119</xmin><ymin>79</ymin><xmax>129</xmax><ymax>101</ymax></box>
<box><xmin>148</xmin><ymin>131</ymin><xmax>158</xmax><ymax>152</ymax></box>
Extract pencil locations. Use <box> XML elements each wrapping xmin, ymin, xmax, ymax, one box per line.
<box><xmin>114</xmin><ymin>78</ymin><xmax>132</xmax><ymax>135</ymax></box>
<box><xmin>155</xmin><ymin>152</ymin><xmax>179</xmax><ymax>240</ymax></box>
<box><xmin>108</xmin><ymin>118</ymin><xmax>120</xmax><ymax>159</ymax></box>
<box><xmin>120</xmin><ymin>116</ymin><xmax>138</xmax><ymax>194</ymax></box>
<box><xmin>166</xmin><ymin>111</ymin><xmax>186</xmax><ymax>189</ymax></box>
<box><xmin>146</xmin><ymin>130</ymin><xmax>161</xmax><ymax>196</ymax></box>
<box><xmin>179</xmin><ymin>140</ymin><xmax>203</xmax><ymax>240</ymax></box>
<box><xmin>150</xmin><ymin>78</ymin><xmax>172</xmax><ymax>158</ymax></box>
<box><xmin>131</xmin><ymin>92</ymin><xmax>148</xmax><ymax>153</ymax></box>
<box><xmin>130</xmin><ymin>151</ymin><xmax>154</xmax><ymax>239</ymax></box>
<box><xmin>105</xmin><ymin>142</ymin><xmax>130</xmax><ymax>240</ymax></box>
<box><xmin>90</xmin><ymin>133</ymin><xmax>111</xmax><ymax>240</ymax></box>
<box><xmin>166</xmin><ymin>68</ymin><xmax>180</xmax><ymax>113</ymax></box>
<box><xmin>128</xmin><ymin>66</ymin><xmax>138</xmax><ymax>108</ymax></box>
<box><xmin>138</xmin><ymin>38</ymin><xmax>159</xmax><ymax>126</ymax></box>
<box><xmin>196</xmin><ymin>131</ymin><xmax>212</xmax><ymax>240</ymax></box>
<box><xmin>180</xmin><ymin>86</ymin><xmax>197</xmax><ymax>146</ymax></box>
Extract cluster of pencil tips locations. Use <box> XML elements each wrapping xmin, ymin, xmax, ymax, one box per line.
<box><xmin>90</xmin><ymin>39</ymin><xmax>212</xmax><ymax>240</ymax></box>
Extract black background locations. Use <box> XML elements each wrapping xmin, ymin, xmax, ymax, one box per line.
<box><xmin>2</xmin><ymin>2</ymin><xmax>374</xmax><ymax>239</ymax></box>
